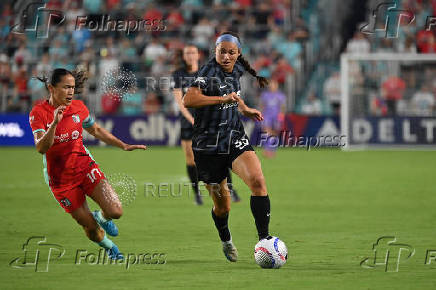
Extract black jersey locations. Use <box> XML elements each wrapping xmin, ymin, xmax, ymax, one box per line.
<box><xmin>190</xmin><ymin>58</ymin><xmax>247</xmax><ymax>154</ymax></box>
<box><xmin>171</xmin><ymin>68</ymin><xmax>197</xmax><ymax>129</ymax></box>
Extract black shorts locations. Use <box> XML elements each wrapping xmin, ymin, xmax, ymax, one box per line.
<box><xmin>180</xmin><ymin>127</ymin><xmax>194</xmax><ymax>140</ymax></box>
<box><xmin>193</xmin><ymin>135</ymin><xmax>254</xmax><ymax>184</ymax></box>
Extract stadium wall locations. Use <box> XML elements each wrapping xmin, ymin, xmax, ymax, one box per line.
<box><xmin>0</xmin><ymin>113</ymin><xmax>342</xmax><ymax>147</ymax></box>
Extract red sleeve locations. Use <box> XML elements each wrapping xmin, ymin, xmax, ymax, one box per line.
<box><xmin>29</xmin><ymin>107</ymin><xmax>46</xmax><ymax>134</ymax></box>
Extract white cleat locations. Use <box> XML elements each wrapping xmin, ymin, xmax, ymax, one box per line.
<box><xmin>222</xmin><ymin>240</ymin><xmax>238</xmax><ymax>262</ymax></box>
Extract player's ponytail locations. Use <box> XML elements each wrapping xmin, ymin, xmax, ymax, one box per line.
<box><xmin>71</xmin><ymin>68</ymin><xmax>88</xmax><ymax>95</ymax></box>
<box><xmin>33</xmin><ymin>75</ymin><xmax>49</xmax><ymax>91</ymax></box>
<box><xmin>217</xmin><ymin>31</ymin><xmax>269</xmax><ymax>88</ymax></box>
<box><xmin>237</xmin><ymin>54</ymin><xmax>269</xmax><ymax>88</ymax></box>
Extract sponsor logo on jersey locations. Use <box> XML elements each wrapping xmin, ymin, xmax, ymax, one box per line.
<box><xmin>71</xmin><ymin>130</ymin><xmax>79</xmax><ymax>140</ymax></box>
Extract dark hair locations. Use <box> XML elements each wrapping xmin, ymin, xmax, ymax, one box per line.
<box><xmin>218</xmin><ymin>31</ymin><xmax>269</xmax><ymax>88</ymax></box>
<box><xmin>34</xmin><ymin>68</ymin><xmax>88</xmax><ymax>95</ymax></box>
<box><xmin>176</xmin><ymin>43</ymin><xmax>199</xmax><ymax>72</ymax></box>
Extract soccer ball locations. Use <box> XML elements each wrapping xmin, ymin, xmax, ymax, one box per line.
<box><xmin>254</xmin><ymin>236</ymin><xmax>288</xmax><ymax>269</ymax></box>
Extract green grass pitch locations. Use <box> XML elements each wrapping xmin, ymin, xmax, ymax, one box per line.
<box><xmin>1</xmin><ymin>147</ymin><xmax>436</xmax><ymax>289</ymax></box>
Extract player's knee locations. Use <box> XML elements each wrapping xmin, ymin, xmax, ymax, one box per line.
<box><xmin>215</xmin><ymin>204</ymin><xmax>231</xmax><ymax>216</ymax></box>
<box><xmin>108</xmin><ymin>207</ymin><xmax>123</xmax><ymax>219</ymax></box>
<box><xmin>249</xmin><ymin>174</ymin><xmax>267</xmax><ymax>194</ymax></box>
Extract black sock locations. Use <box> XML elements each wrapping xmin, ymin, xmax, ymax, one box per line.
<box><xmin>250</xmin><ymin>195</ymin><xmax>270</xmax><ymax>240</ymax></box>
<box><xmin>211</xmin><ymin>209</ymin><xmax>231</xmax><ymax>242</ymax></box>
<box><xmin>186</xmin><ymin>165</ymin><xmax>199</xmax><ymax>196</ymax></box>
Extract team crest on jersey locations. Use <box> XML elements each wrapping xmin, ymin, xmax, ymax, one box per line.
<box><xmin>29</xmin><ymin>115</ymin><xmax>34</xmax><ymax>123</ymax></box>
<box><xmin>72</xmin><ymin>114</ymin><xmax>80</xmax><ymax>123</ymax></box>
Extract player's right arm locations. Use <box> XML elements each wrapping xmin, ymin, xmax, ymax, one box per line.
<box><xmin>33</xmin><ymin>105</ymin><xmax>66</xmax><ymax>154</ymax></box>
<box><xmin>173</xmin><ymin>88</ymin><xmax>194</xmax><ymax>125</ymax></box>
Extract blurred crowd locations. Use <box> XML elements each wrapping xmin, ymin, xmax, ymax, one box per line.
<box><xmin>1</xmin><ymin>0</ymin><xmax>435</xmax><ymax>117</ymax></box>
<box><xmin>340</xmin><ymin>0</ymin><xmax>436</xmax><ymax>117</ymax></box>
<box><xmin>0</xmin><ymin>0</ymin><xmax>305</xmax><ymax>115</ymax></box>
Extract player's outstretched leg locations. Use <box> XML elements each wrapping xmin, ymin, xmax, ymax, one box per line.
<box><xmin>207</xmin><ymin>180</ymin><xmax>238</xmax><ymax>262</ymax></box>
<box><xmin>89</xmin><ymin>179</ymin><xmax>123</xmax><ymax>237</ymax></box>
<box><xmin>232</xmin><ymin>151</ymin><xmax>271</xmax><ymax>241</ymax></box>
<box><xmin>226</xmin><ymin>169</ymin><xmax>241</xmax><ymax>203</ymax></box>
<box><xmin>71</xmin><ymin>201</ymin><xmax>124</xmax><ymax>260</ymax></box>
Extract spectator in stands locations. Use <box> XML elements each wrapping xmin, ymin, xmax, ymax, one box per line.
<box><xmin>83</xmin><ymin>0</ymin><xmax>104</xmax><ymax>14</ymax></box>
<box><xmin>416</xmin><ymin>29</ymin><xmax>436</xmax><ymax>53</ymax></box>
<box><xmin>346</xmin><ymin>31</ymin><xmax>370</xmax><ymax>54</ymax></box>
<box><xmin>323</xmin><ymin>71</ymin><xmax>341</xmax><ymax>115</ymax></box>
<box><xmin>192</xmin><ymin>17</ymin><xmax>215</xmax><ymax>50</ymax></box>
<box><xmin>12</xmin><ymin>65</ymin><xmax>30</xmax><ymax>112</ymax></box>
<box><xmin>0</xmin><ymin>53</ymin><xmax>11</xmax><ymax>112</ymax></box>
<box><xmin>36</xmin><ymin>54</ymin><xmax>52</xmax><ymax>77</ymax></box>
<box><xmin>276</xmin><ymin>32</ymin><xmax>302</xmax><ymax>69</ymax></box>
<box><xmin>381</xmin><ymin>75</ymin><xmax>406</xmax><ymax>115</ymax></box>
<box><xmin>121</xmin><ymin>90</ymin><xmax>143</xmax><ymax>115</ymax></box>
<box><xmin>399</xmin><ymin>35</ymin><xmax>417</xmax><ymax>53</ymax></box>
<box><xmin>251</xmin><ymin>2</ymin><xmax>272</xmax><ymax>39</ymax></box>
<box><xmin>143</xmin><ymin>37</ymin><xmax>167</xmax><ymax>64</ymax></box>
<box><xmin>144</xmin><ymin>91</ymin><xmax>162</xmax><ymax>115</ymax></box>
<box><xmin>101</xmin><ymin>93</ymin><xmax>121</xmax><ymax>114</ymax></box>
<box><xmin>49</xmin><ymin>39</ymin><xmax>68</xmax><ymax>63</ymax></box>
<box><xmin>28</xmin><ymin>67</ymin><xmax>46</xmax><ymax>105</ymax></box>
<box><xmin>271</xmin><ymin>57</ymin><xmax>294</xmax><ymax>86</ymax></box>
<box><xmin>13</xmin><ymin>42</ymin><xmax>32</xmax><ymax>65</ymax></box>
<box><xmin>301</xmin><ymin>91</ymin><xmax>322</xmax><ymax>115</ymax></box>
<box><xmin>410</xmin><ymin>84</ymin><xmax>435</xmax><ymax>116</ymax></box>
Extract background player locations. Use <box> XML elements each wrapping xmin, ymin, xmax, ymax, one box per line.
<box><xmin>259</xmin><ymin>78</ymin><xmax>286</xmax><ymax>158</ymax></box>
<box><xmin>29</xmin><ymin>68</ymin><xmax>146</xmax><ymax>260</ymax></box>
<box><xmin>172</xmin><ymin>44</ymin><xmax>241</xmax><ymax>205</ymax></box>
<box><xmin>184</xmin><ymin>32</ymin><xmax>271</xmax><ymax>262</ymax></box>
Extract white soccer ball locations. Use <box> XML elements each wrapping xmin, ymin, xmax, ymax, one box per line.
<box><xmin>254</xmin><ymin>236</ymin><xmax>288</xmax><ymax>268</ymax></box>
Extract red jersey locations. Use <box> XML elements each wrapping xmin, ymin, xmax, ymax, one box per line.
<box><xmin>29</xmin><ymin>100</ymin><xmax>96</xmax><ymax>190</ymax></box>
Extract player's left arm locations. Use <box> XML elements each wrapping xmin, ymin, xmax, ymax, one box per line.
<box><xmin>235</xmin><ymin>95</ymin><xmax>264</xmax><ymax>121</ymax></box>
<box><xmin>84</xmin><ymin>122</ymin><xmax>147</xmax><ymax>151</ymax></box>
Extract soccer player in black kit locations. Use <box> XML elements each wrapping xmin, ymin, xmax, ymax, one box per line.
<box><xmin>184</xmin><ymin>32</ymin><xmax>271</xmax><ymax>262</ymax></box>
<box><xmin>172</xmin><ymin>44</ymin><xmax>241</xmax><ymax>206</ymax></box>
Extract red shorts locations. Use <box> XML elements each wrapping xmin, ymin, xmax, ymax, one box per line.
<box><xmin>50</xmin><ymin>163</ymin><xmax>106</xmax><ymax>213</ymax></box>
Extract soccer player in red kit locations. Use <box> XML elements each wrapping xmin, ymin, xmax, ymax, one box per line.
<box><xmin>29</xmin><ymin>68</ymin><xmax>146</xmax><ymax>260</ymax></box>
